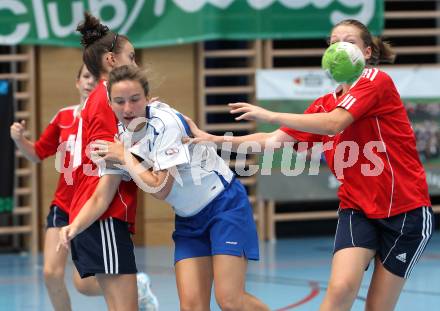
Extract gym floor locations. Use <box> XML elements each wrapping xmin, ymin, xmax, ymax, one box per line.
<box><xmin>1</xmin><ymin>232</ymin><xmax>439</xmax><ymax>310</ymax></box>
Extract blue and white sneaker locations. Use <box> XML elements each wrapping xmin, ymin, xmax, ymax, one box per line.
<box><xmin>137</xmin><ymin>272</ymin><xmax>159</xmax><ymax>311</ymax></box>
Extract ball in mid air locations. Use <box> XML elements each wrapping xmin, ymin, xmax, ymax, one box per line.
<box><xmin>322</xmin><ymin>42</ymin><xmax>365</xmax><ymax>84</ymax></box>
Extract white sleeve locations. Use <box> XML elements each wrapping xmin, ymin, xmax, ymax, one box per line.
<box><xmin>149</xmin><ymin>119</ymin><xmax>190</xmax><ymax>171</ymax></box>
<box><xmin>97</xmin><ymin>162</ymin><xmax>132</xmax><ymax>181</ymax></box>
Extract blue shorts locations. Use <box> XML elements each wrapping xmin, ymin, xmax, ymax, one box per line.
<box><xmin>46</xmin><ymin>205</ymin><xmax>69</xmax><ymax>228</ymax></box>
<box><xmin>71</xmin><ymin>217</ymin><xmax>137</xmax><ymax>278</ymax></box>
<box><xmin>334</xmin><ymin>206</ymin><xmax>433</xmax><ymax>278</ymax></box>
<box><xmin>173</xmin><ymin>178</ymin><xmax>260</xmax><ymax>264</ymax></box>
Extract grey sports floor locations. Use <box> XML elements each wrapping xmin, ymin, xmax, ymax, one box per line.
<box><xmin>1</xmin><ymin>232</ymin><xmax>439</xmax><ymax>310</ymax></box>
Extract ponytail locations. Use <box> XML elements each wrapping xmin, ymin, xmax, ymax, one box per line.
<box><xmin>370</xmin><ymin>37</ymin><xmax>396</xmax><ymax>65</ymax></box>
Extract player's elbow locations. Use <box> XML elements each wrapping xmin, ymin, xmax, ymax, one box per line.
<box><xmin>147</xmin><ymin>180</ymin><xmax>170</xmax><ymax>200</ymax></box>
<box><xmin>325</xmin><ymin>109</ymin><xmax>353</xmax><ymax>135</ymax></box>
<box><xmin>325</xmin><ymin>115</ymin><xmax>348</xmax><ymax>135</ymax></box>
<box><xmin>150</xmin><ymin>174</ymin><xmax>172</xmax><ymax>200</ymax></box>
<box><xmin>26</xmin><ymin>152</ymin><xmax>42</xmax><ymax>163</ymax></box>
<box><xmin>140</xmin><ymin>176</ymin><xmax>166</xmax><ymax>193</ymax></box>
<box><xmin>150</xmin><ymin>179</ymin><xmax>164</xmax><ymax>189</ymax></box>
<box><xmin>263</xmin><ymin>133</ymin><xmax>283</xmax><ymax>151</ymax></box>
<box><xmin>326</xmin><ymin>122</ymin><xmax>344</xmax><ymax>136</ymax></box>
<box><xmin>32</xmin><ymin>156</ymin><xmax>42</xmax><ymax>164</ymax></box>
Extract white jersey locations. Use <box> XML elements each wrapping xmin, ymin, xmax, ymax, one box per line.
<box><xmin>129</xmin><ymin>101</ymin><xmax>234</xmax><ymax>217</ymax></box>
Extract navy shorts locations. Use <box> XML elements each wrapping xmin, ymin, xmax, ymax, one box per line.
<box><xmin>334</xmin><ymin>206</ymin><xmax>433</xmax><ymax>278</ymax></box>
<box><xmin>46</xmin><ymin>205</ymin><xmax>69</xmax><ymax>228</ymax></box>
<box><xmin>173</xmin><ymin>178</ymin><xmax>260</xmax><ymax>264</ymax></box>
<box><xmin>71</xmin><ymin>217</ymin><xmax>137</xmax><ymax>278</ymax></box>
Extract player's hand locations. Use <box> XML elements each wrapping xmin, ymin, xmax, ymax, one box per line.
<box><xmin>229</xmin><ymin>102</ymin><xmax>276</xmax><ymax>123</ymax></box>
<box><xmin>10</xmin><ymin>120</ymin><xmax>26</xmax><ymax>141</ymax></box>
<box><xmin>181</xmin><ymin>115</ymin><xmax>213</xmax><ymax>145</ymax></box>
<box><xmin>91</xmin><ymin>137</ymin><xmax>126</xmax><ymax>165</ymax></box>
<box><xmin>57</xmin><ymin>225</ymin><xmax>78</xmax><ymax>252</ymax></box>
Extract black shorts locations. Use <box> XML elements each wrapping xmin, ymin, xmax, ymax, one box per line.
<box><xmin>334</xmin><ymin>206</ymin><xmax>433</xmax><ymax>278</ymax></box>
<box><xmin>46</xmin><ymin>205</ymin><xmax>69</xmax><ymax>228</ymax></box>
<box><xmin>71</xmin><ymin>217</ymin><xmax>137</xmax><ymax>278</ymax></box>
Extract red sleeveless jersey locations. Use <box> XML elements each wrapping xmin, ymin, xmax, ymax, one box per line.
<box><xmin>70</xmin><ymin>80</ymin><xmax>138</xmax><ymax>231</ymax></box>
<box><xmin>281</xmin><ymin>68</ymin><xmax>430</xmax><ymax>218</ymax></box>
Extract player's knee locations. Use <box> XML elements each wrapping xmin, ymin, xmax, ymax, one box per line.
<box><xmin>365</xmin><ymin>300</ymin><xmax>379</xmax><ymax>311</ymax></box>
<box><xmin>215</xmin><ymin>291</ymin><xmax>243</xmax><ymax>311</ymax></box>
<box><xmin>326</xmin><ymin>280</ymin><xmax>358</xmax><ymax>304</ymax></box>
<box><xmin>73</xmin><ymin>278</ymin><xmax>90</xmax><ymax>296</ymax></box>
<box><xmin>365</xmin><ymin>297</ymin><xmax>394</xmax><ymax>311</ymax></box>
<box><xmin>73</xmin><ymin>276</ymin><xmax>101</xmax><ymax>296</ymax></box>
<box><xmin>179</xmin><ymin>292</ymin><xmax>208</xmax><ymax>311</ymax></box>
<box><xmin>179</xmin><ymin>301</ymin><xmax>206</xmax><ymax>311</ymax></box>
<box><xmin>43</xmin><ymin>266</ymin><xmax>65</xmax><ymax>286</ymax></box>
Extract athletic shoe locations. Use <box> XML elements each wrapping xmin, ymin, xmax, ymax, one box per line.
<box><xmin>137</xmin><ymin>272</ymin><xmax>159</xmax><ymax>311</ymax></box>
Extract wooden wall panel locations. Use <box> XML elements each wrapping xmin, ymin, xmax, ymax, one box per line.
<box><xmin>144</xmin><ymin>221</ymin><xmax>175</xmax><ymax>246</ymax></box>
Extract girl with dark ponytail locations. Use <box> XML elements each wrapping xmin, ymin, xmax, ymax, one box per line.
<box><xmin>59</xmin><ymin>12</ymin><xmax>158</xmax><ymax>311</ymax></box>
<box><xmin>76</xmin><ymin>12</ymin><xmax>135</xmax><ymax>80</ymax></box>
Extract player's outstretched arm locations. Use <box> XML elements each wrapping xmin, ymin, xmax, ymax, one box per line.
<box><xmin>182</xmin><ymin>115</ymin><xmax>294</xmax><ymax>152</ymax></box>
<box><xmin>229</xmin><ymin>102</ymin><xmax>354</xmax><ymax>136</ymax></box>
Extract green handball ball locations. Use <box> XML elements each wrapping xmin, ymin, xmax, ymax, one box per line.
<box><xmin>322</xmin><ymin>42</ymin><xmax>365</xmax><ymax>84</ymax></box>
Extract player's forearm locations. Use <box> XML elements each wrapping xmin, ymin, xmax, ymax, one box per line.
<box><xmin>70</xmin><ymin>175</ymin><xmax>121</xmax><ymax>234</ymax></box>
<box><xmin>272</xmin><ymin>112</ymin><xmax>342</xmax><ymax>135</ymax></box>
<box><xmin>13</xmin><ymin>138</ymin><xmax>40</xmax><ymax>162</ymax></box>
<box><xmin>70</xmin><ymin>195</ymin><xmax>110</xmax><ymax>234</ymax></box>
<box><xmin>209</xmin><ymin>132</ymin><xmax>274</xmax><ymax>153</ymax></box>
<box><xmin>122</xmin><ymin>152</ymin><xmax>166</xmax><ymax>189</ymax></box>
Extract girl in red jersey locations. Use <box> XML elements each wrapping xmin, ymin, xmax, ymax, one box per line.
<box><xmin>10</xmin><ymin>65</ymin><xmax>101</xmax><ymax>311</ymax></box>
<box><xmin>184</xmin><ymin>19</ymin><xmax>433</xmax><ymax>311</ymax></box>
<box><xmin>58</xmin><ymin>12</ymin><xmax>157</xmax><ymax>311</ymax></box>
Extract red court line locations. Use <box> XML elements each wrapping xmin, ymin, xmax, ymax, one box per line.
<box><xmin>275</xmin><ymin>281</ymin><xmax>320</xmax><ymax>311</ymax></box>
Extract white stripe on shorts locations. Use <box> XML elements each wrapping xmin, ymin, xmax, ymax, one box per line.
<box><xmin>404</xmin><ymin>207</ymin><xmax>432</xmax><ymax>278</ymax></box>
<box><xmin>53</xmin><ymin>206</ymin><xmax>57</xmax><ymax>227</ymax></box>
<box><xmin>104</xmin><ymin>219</ymin><xmax>114</xmax><ymax>274</ymax></box>
<box><xmin>350</xmin><ymin>211</ymin><xmax>355</xmax><ymax>247</ymax></box>
<box><xmin>110</xmin><ymin>218</ymin><xmax>119</xmax><ymax>274</ymax></box>
<box><xmin>99</xmin><ymin>220</ymin><xmax>109</xmax><ymax>274</ymax></box>
<box><xmin>333</xmin><ymin>216</ymin><xmax>340</xmax><ymax>252</ymax></box>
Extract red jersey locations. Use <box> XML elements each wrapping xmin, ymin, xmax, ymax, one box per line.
<box><xmin>70</xmin><ymin>80</ymin><xmax>138</xmax><ymax>231</ymax></box>
<box><xmin>281</xmin><ymin>68</ymin><xmax>430</xmax><ymax>218</ymax></box>
<box><xmin>34</xmin><ymin>105</ymin><xmax>79</xmax><ymax>213</ymax></box>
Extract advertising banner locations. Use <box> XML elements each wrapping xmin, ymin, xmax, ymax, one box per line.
<box><xmin>0</xmin><ymin>0</ymin><xmax>383</xmax><ymax>47</ymax></box>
